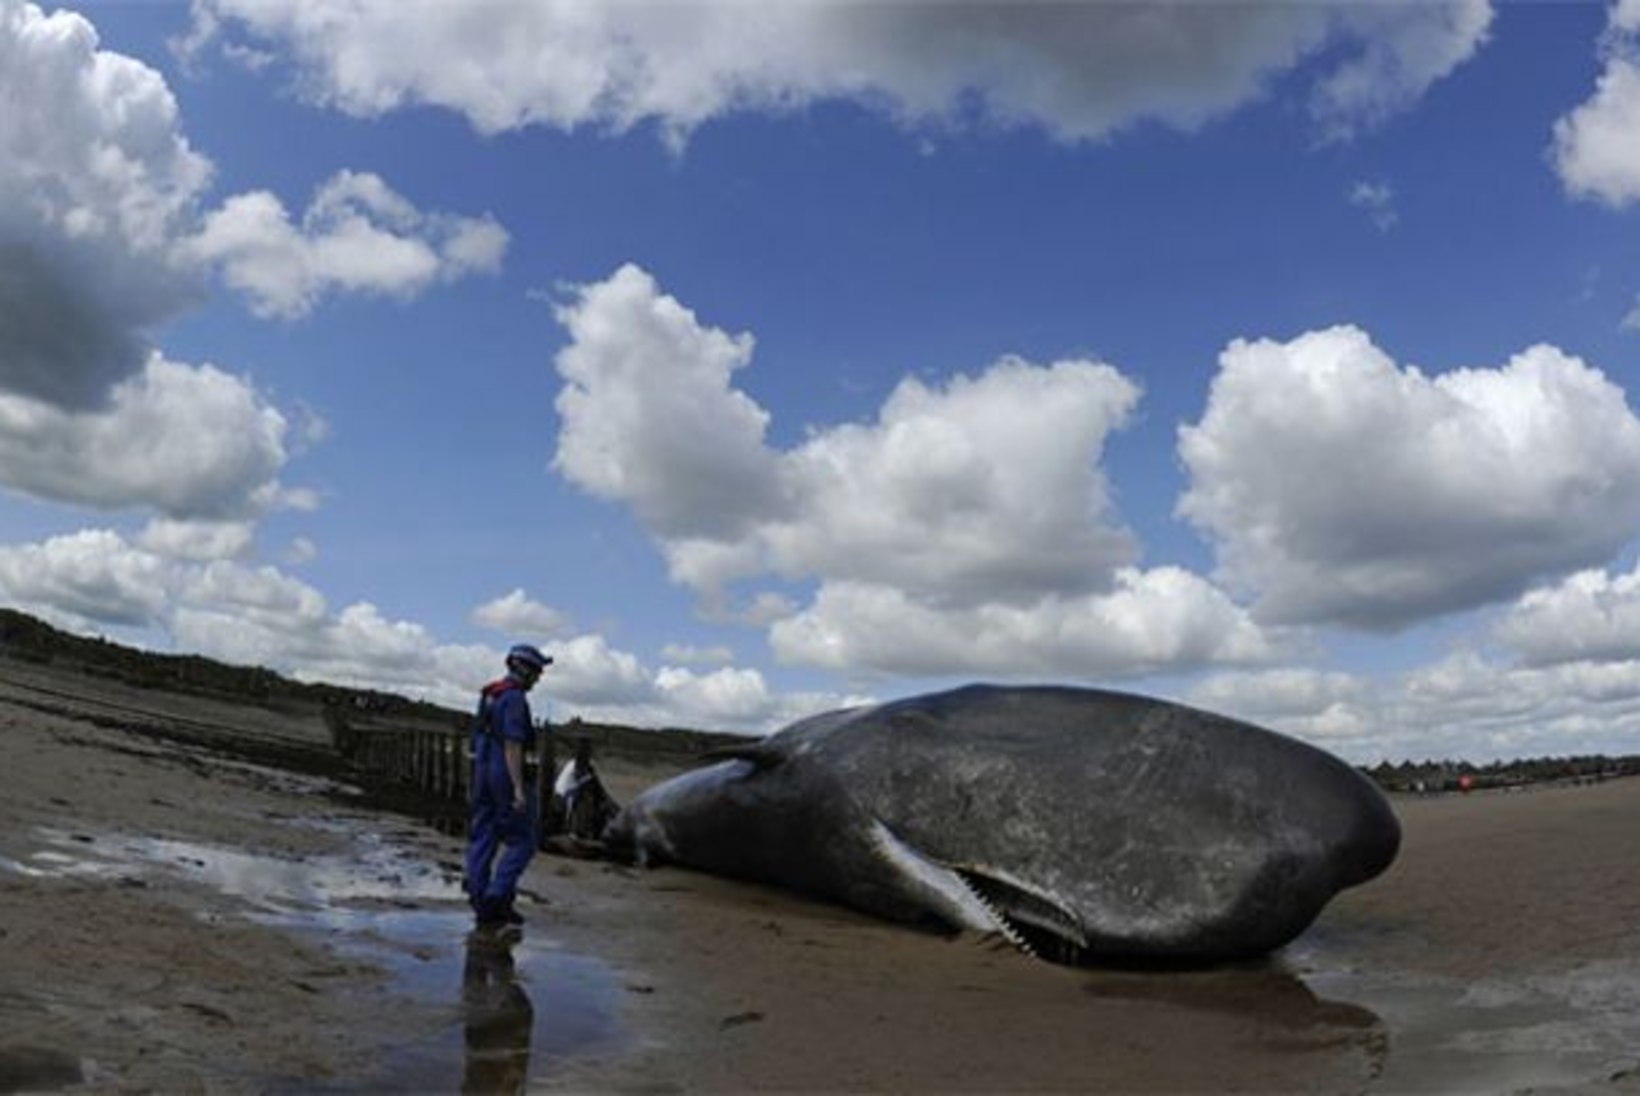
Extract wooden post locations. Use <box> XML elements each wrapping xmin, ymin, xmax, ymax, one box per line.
<box><xmin>458</xmin><ymin>735</ymin><xmax>470</xmax><ymax>804</ymax></box>
<box><xmin>451</xmin><ymin>734</ymin><xmax>463</xmax><ymax>802</ymax></box>
<box><xmin>533</xmin><ymin>723</ymin><xmax>553</xmax><ymax>850</ymax></box>
<box><xmin>446</xmin><ymin>734</ymin><xmax>457</xmax><ymax>800</ymax></box>
<box><xmin>444</xmin><ymin>733</ymin><xmax>457</xmax><ymax>801</ymax></box>
<box><xmin>436</xmin><ymin>734</ymin><xmax>449</xmax><ymax>800</ymax></box>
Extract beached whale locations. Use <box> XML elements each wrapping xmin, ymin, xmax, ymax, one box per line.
<box><xmin>603</xmin><ymin>684</ymin><xmax>1400</xmax><ymax>964</ymax></box>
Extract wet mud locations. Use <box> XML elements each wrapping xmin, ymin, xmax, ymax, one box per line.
<box><xmin>1074</xmin><ymin>936</ymin><xmax>1640</xmax><ymax>1094</ymax></box>
<box><xmin>0</xmin><ymin>1044</ymin><xmax>83</xmax><ymax>1092</ymax></box>
<box><xmin>6</xmin><ymin>825</ymin><xmax>625</xmax><ymax>1093</ymax></box>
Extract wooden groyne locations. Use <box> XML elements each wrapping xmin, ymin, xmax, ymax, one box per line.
<box><xmin>349</xmin><ymin>725</ymin><xmax>500</xmax><ymax>805</ymax></box>
<box><xmin>333</xmin><ymin>710</ymin><xmax>564</xmax><ymax>847</ymax></box>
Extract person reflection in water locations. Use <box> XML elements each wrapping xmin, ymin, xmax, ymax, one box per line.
<box><xmin>462</xmin><ymin>929</ymin><xmax>534</xmax><ymax>1095</ymax></box>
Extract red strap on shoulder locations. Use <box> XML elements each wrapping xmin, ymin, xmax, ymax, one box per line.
<box><xmin>481</xmin><ymin>678</ymin><xmax>517</xmax><ymax>700</ymax></box>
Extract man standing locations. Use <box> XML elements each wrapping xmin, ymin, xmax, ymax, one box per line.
<box><xmin>465</xmin><ymin>643</ymin><xmax>551</xmax><ymax>927</ymax></box>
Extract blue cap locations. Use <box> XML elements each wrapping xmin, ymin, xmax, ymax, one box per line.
<box><xmin>506</xmin><ymin>643</ymin><xmax>552</xmax><ymax>671</ymax></box>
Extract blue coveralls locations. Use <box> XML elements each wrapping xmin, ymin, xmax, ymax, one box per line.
<box><xmin>463</xmin><ymin>676</ymin><xmax>539</xmax><ymax>913</ymax></box>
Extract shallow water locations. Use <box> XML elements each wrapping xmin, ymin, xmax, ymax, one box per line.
<box><xmin>8</xmin><ymin>824</ymin><xmax>625</xmax><ymax>1093</ymax></box>
<box><xmin>1285</xmin><ymin>935</ymin><xmax>1640</xmax><ymax>1092</ymax></box>
<box><xmin>0</xmin><ymin>1042</ymin><xmax>84</xmax><ymax>1091</ymax></box>
<box><xmin>1038</xmin><ymin>914</ymin><xmax>1640</xmax><ymax>1093</ymax></box>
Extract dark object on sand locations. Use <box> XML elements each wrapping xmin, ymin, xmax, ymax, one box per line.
<box><xmin>603</xmin><ymin>684</ymin><xmax>1401</xmax><ymax>964</ymax></box>
<box><xmin>543</xmin><ymin>745</ymin><xmax>620</xmax><ymax>846</ymax></box>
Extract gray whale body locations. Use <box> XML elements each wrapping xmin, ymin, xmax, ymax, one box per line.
<box><xmin>604</xmin><ymin>684</ymin><xmax>1401</xmax><ymax>963</ymax></box>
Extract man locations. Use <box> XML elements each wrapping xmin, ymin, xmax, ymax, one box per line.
<box><xmin>552</xmin><ymin>738</ymin><xmax>594</xmax><ymax>831</ymax></box>
<box><xmin>464</xmin><ymin>643</ymin><xmax>551</xmax><ymax>927</ymax></box>
<box><xmin>551</xmin><ymin>737</ymin><xmax>618</xmax><ymax>841</ymax></box>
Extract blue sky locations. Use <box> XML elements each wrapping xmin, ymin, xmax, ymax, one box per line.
<box><xmin>9</xmin><ymin>0</ymin><xmax>1640</xmax><ymax>762</ymax></box>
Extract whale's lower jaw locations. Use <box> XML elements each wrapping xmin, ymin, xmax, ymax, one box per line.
<box><xmin>866</xmin><ymin>820</ymin><xmax>1093</xmax><ymax>962</ymax></box>
<box><xmin>950</xmin><ymin>866</ymin><xmax>1095</xmax><ymax>964</ymax></box>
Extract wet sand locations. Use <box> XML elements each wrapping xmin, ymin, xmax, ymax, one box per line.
<box><xmin>1</xmin><ymin>661</ymin><xmax>1638</xmax><ymax>1094</ymax></box>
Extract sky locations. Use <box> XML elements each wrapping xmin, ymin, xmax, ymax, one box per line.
<box><xmin>8</xmin><ymin>0</ymin><xmax>1640</xmax><ymax>763</ymax></box>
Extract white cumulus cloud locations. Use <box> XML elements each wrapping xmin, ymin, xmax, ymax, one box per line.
<box><xmin>553</xmin><ymin>264</ymin><xmax>1272</xmax><ymax>680</ymax></box>
<box><xmin>0</xmin><ymin>0</ymin><xmax>508</xmax><ymax>416</ymax></box>
<box><xmin>471</xmin><ymin>588</ymin><xmax>573</xmax><ymax>638</ymax></box>
<box><xmin>1553</xmin><ymin>3</ymin><xmax>1640</xmax><ymax>334</ymax></box>
<box><xmin>1189</xmin><ymin>667</ymin><xmax>1368</xmax><ymax>718</ymax></box>
<box><xmin>1553</xmin><ymin>4</ymin><xmax>1640</xmax><ymax>207</ymax></box>
<box><xmin>1395</xmin><ymin>650</ymin><xmax>1640</xmax><ymax>760</ymax></box>
<box><xmin>1187</xmin><ymin>652</ymin><xmax>1640</xmax><ymax>764</ymax></box>
<box><xmin>0</xmin><ymin>351</ymin><xmax>302</xmax><ymax>521</ymax></box>
<box><xmin>556</xmin><ymin>265</ymin><xmax>1142</xmax><ymax>604</ymax></box>
<box><xmin>1305</xmin><ymin>0</ymin><xmax>1492</xmax><ymax>142</ymax></box>
<box><xmin>0</xmin><ymin>529</ymin><xmax>175</xmax><ymax>629</ymax></box>
<box><xmin>513</xmin><ymin>633</ymin><xmax>857</xmax><ymax>732</ymax></box>
<box><xmin>769</xmin><ymin>568</ymin><xmax>1273</xmax><ymax>680</ymax></box>
<box><xmin>189</xmin><ymin>0</ymin><xmax>1491</xmax><ymax>145</ymax></box>
<box><xmin>1492</xmin><ymin>563</ymin><xmax>1640</xmax><ymax>668</ymax></box>
<box><xmin>771</xmin><ymin>358</ymin><xmax>1141</xmax><ymax>607</ymax></box>
<box><xmin>0</xmin><ymin>0</ymin><xmax>210</xmax><ymax>406</ymax></box>
<box><xmin>661</xmin><ymin>643</ymin><xmax>734</xmax><ymax>667</ymax></box>
<box><xmin>137</xmin><ymin>517</ymin><xmax>256</xmax><ymax>562</ymax></box>
<box><xmin>553</xmin><ymin>264</ymin><xmax>783</xmax><ymax>540</ymax></box>
<box><xmin>650</xmin><ymin>665</ymin><xmax>863</xmax><ymax>733</ymax></box>
<box><xmin>1177</xmin><ymin>326</ymin><xmax>1640</xmax><ymax>630</ymax></box>
<box><xmin>185</xmin><ymin>170</ymin><xmax>508</xmax><ymax>319</ymax></box>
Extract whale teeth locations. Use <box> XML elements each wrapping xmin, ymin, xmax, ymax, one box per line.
<box><xmin>954</xmin><ymin>871</ymin><xmax>1035</xmax><ymax>958</ymax></box>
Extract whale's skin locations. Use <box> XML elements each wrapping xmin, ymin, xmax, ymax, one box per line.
<box><xmin>603</xmin><ymin>684</ymin><xmax>1401</xmax><ymax>963</ymax></box>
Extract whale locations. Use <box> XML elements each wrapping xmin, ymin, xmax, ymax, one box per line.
<box><xmin>603</xmin><ymin>684</ymin><xmax>1401</xmax><ymax>964</ymax></box>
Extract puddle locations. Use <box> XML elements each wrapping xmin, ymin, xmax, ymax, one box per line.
<box><xmin>6</xmin><ymin>826</ymin><xmax>626</xmax><ymax>1093</ymax></box>
<box><xmin>328</xmin><ymin>923</ymin><xmax>626</xmax><ymax>1093</ymax></box>
<box><xmin>1084</xmin><ymin>960</ymin><xmax>1390</xmax><ymax>1086</ymax></box>
<box><xmin>0</xmin><ymin>1045</ymin><xmax>83</xmax><ymax>1091</ymax></box>
<box><xmin>1077</xmin><ymin>934</ymin><xmax>1640</xmax><ymax>1093</ymax></box>
<box><xmin>1285</xmin><ymin>937</ymin><xmax>1640</xmax><ymax>1093</ymax></box>
<box><xmin>23</xmin><ymin>824</ymin><xmax>458</xmax><ymax>909</ymax></box>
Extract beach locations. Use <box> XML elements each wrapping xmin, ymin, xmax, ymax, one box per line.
<box><xmin>1</xmin><ymin>661</ymin><xmax>1637</xmax><ymax>1094</ymax></box>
